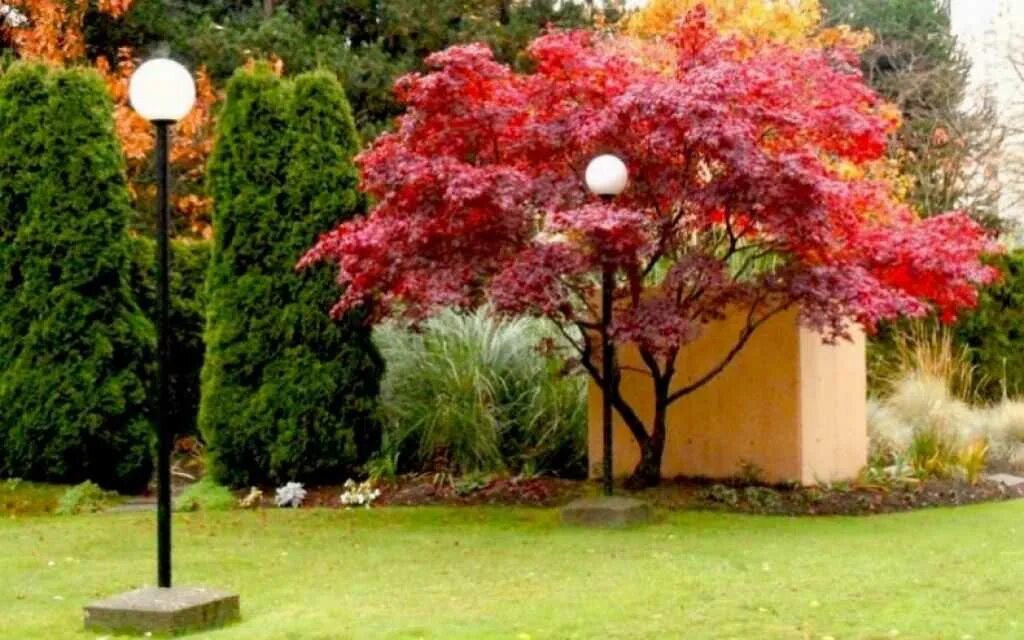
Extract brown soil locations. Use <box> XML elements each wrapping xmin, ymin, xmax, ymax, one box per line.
<box><xmin>634</xmin><ymin>476</ymin><xmax>1024</xmax><ymax>516</ymax></box>
<box><xmin>302</xmin><ymin>474</ymin><xmax>584</xmax><ymax>509</ymax></box>
<box><xmin>242</xmin><ymin>473</ymin><xmax>1024</xmax><ymax>516</ymax></box>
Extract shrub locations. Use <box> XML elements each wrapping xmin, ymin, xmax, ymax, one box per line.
<box><xmin>56</xmin><ymin>481</ymin><xmax>115</xmax><ymax>516</ymax></box>
<box><xmin>200</xmin><ymin>66</ymin><xmax>382</xmax><ymax>487</ymax></box>
<box><xmin>0</xmin><ymin>480</ymin><xmax>68</xmax><ymax>516</ymax></box>
<box><xmin>128</xmin><ymin>236</ymin><xmax>211</xmax><ymax>437</ymax></box>
<box><xmin>175</xmin><ymin>477</ymin><xmax>236</xmax><ymax>512</ymax></box>
<box><xmin>374</xmin><ymin>308</ymin><xmax>587</xmax><ymax>477</ymax></box>
<box><xmin>743</xmin><ymin>486</ymin><xmax>783</xmax><ymax>512</ymax></box>
<box><xmin>956</xmin><ymin>250</ymin><xmax>1024</xmax><ymax>401</ymax></box>
<box><xmin>0</xmin><ymin>64</ymin><xmax>154</xmax><ymax>493</ymax></box>
<box><xmin>699</xmin><ymin>484</ymin><xmax>740</xmax><ymax>508</ymax></box>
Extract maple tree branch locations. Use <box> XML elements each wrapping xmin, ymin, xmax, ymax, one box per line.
<box><xmin>549</xmin><ymin>318</ymin><xmax>587</xmax><ymax>359</ymax></box>
<box><xmin>569</xmin><ymin>321</ymin><xmax>651</xmax><ymax>445</ymax></box>
<box><xmin>638</xmin><ymin>346</ymin><xmax>664</xmax><ymax>384</ymax></box>
<box><xmin>665</xmin><ymin>300</ymin><xmax>789</xmax><ymax>405</ymax></box>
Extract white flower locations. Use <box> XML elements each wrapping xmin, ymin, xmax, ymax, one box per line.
<box><xmin>274</xmin><ymin>482</ymin><xmax>307</xmax><ymax>508</ymax></box>
<box><xmin>0</xmin><ymin>4</ymin><xmax>29</xmax><ymax>28</ymax></box>
<box><xmin>339</xmin><ymin>479</ymin><xmax>381</xmax><ymax>508</ymax></box>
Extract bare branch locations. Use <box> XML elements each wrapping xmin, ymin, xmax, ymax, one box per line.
<box><xmin>665</xmin><ymin>301</ymin><xmax>789</xmax><ymax>405</ymax></box>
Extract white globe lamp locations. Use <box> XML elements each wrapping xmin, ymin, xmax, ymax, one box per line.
<box><xmin>585</xmin><ymin>154</ymin><xmax>628</xmax><ymax>198</ymax></box>
<box><xmin>129</xmin><ymin>58</ymin><xmax>196</xmax><ymax>123</ymax></box>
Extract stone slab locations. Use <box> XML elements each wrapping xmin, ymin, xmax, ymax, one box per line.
<box><xmin>561</xmin><ymin>496</ymin><xmax>652</xmax><ymax>527</ymax></box>
<box><xmin>84</xmin><ymin>586</ymin><xmax>239</xmax><ymax>635</ymax></box>
<box><xmin>986</xmin><ymin>473</ymin><xmax>1024</xmax><ymax>487</ymax></box>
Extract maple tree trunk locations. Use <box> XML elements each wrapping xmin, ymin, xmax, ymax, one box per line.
<box><xmin>625</xmin><ymin>398</ymin><xmax>666</xmax><ymax>490</ymax></box>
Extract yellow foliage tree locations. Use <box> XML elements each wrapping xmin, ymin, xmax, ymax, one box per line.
<box><xmin>624</xmin><ymin>0</ymin><xmax>869</xmax><ymax>50</ymax></box>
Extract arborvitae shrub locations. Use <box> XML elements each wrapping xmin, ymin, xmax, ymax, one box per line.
<box><xmin>0</xmin><ymin>64</ymin><xmax>155</xmax><ymax>492</ymax></box>
<box><xmin>956</xmin><ymin>250</ymin><xmax>1024</xmax><ymax>401</ymax></box>
<box><xmin>129</xmin><ymin>236</ymin><xmax>211</xmax><ymax>437</ymax></box>
<box><xmin>200</xmin><ymin>66</ymin><xmax>382</xmax><ymax>487</ymax></box>
<box><xmin>0</xmin><ymin>65</ymin><xmax>49</xmax><ymax>377</ymax></box>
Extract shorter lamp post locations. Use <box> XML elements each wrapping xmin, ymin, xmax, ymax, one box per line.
<box><xmin>584</xmin><ymin>154</ymin><xmax>628</xmax><ymax>497</ymax></box>
<box><xmin>128</xmin><ymin>57</ymin><xmax>196</xmax><ymax>590</ymax></box>
<box><xmin>83</xmin><ymin>58</ymin><xmax>238</xmax><ymax>636</ymax></box>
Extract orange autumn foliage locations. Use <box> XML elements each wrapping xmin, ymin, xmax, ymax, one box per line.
<box><xmin>1</xmin><ymin>0</ymin><xmax>129</xmax><ymax>64</ymax></box>
<box><xmin>97</xmin><ymin>49</ymin><xmax>218</xmax><ymax>235</ymax></box>
<box><xmin>3</xmin><ymin>1</ymin><xmax>218</xmax><ymax>235</ymax></box>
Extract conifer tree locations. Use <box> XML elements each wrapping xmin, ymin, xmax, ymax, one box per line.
<box><xmin>0</xmin><ymin>64</ymin><xmax>154</xmax><ymax>491</ymax></box>
<box><xmin>200</xmin><ymin>66</ymin><xmax>382</xmax><ymax>487</ymax></box>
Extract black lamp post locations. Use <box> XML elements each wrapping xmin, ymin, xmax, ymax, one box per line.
<box><xmin>584</xmin><ymin>154</ymin><xmax>629</xmax><ymax>496</ymax></box>
<box><xmin>128</xmin><ymin>57</ymin><xmax>197</xmax><ymax>588</ymax></box>
<box><xmin>83</xmin><ymin>58</ymin><xmax>236</xmax><ymax>636</ymax></box>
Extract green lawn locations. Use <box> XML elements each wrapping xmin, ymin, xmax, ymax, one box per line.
<box><xmin>3</xmin><ymin>502</ymin><xmax>1023</xmax><ymax>639</ymax></box>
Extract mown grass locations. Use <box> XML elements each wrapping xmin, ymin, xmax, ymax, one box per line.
<box><xmin>3</xmin><ymin>500</ymin><xmax>1023</xmax><ymax>639</ymax></box>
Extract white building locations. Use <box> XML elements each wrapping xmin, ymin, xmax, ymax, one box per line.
<box><xmin>949</xmin><ymin>0</ymin><xmax>1024</xmax><ymax>225</ymax></box>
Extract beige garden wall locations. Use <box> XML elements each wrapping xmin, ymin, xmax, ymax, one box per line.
<box><xmin>587</xmin><ymin>308</ymin><xmax>867</xmax><ymax>485</ymax></box>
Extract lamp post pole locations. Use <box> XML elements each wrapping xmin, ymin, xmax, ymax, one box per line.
<box><xmin>600</xmin><ymin>260</ymin><xmax>615</xmax><ymax>497</ymax></box>
<box><xmin>154</xmin><ymin>120</ymin><xmax>172</xmax><ymax>588</ymax></box>
<box><xmin>585</xmin><ymin>154</ymin><xmax>628</xmax><ymax>497</ymax></box>
<box><xmin>128</xmin><ymin>56</ymin><xmax>196</xmax><ymax>589</ymax></box>
<box><xmin>83</xmin><ymin>58</ymin><xmax>238</xmax><ymax>638</ymax></box>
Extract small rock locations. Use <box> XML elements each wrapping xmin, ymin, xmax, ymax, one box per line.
<box><xmin>986</xmin><ymin>473</ymin><xmax>1024</xmax><ymax>487</ymax></box>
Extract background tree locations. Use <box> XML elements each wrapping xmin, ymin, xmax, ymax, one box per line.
<box><xmin>128</xmin><ymin>236</ymin><xmax>210</xmax><ymax>437</ymax></box>
<box><xmin>0</xmin><ymin>63</ymin><xmax>154</xmax><ymax>491</ymax></box>
<box><xmin>822</xmin><ymin>0</ymin><xmax>1006</xmax><ymax>230</ymax></box>
<box><xmin>624</xmin><ymin>0</ymin><xmax>869</xmax><ymax>49</ymax></box>
<box><xmin>0</xmin><ymin>0</ymin><xmax>130</xmax><ymax>63</ymax></box>
<box><xmin>304</xmin><ymin>18</ymin><xmax>998</xmax><ymax>488</ymax></box>
<box><xmin>1</xmin><ymin>0</ymin><xmax>219</xmax><ymax>236</ymax></box>
<box><xmin>100</xmin><ymin>0</ymin><xmax>596</xmax><ymax>139</ymax></box>
<box><xmin>201</xmin><ymin>66</ymin><xmax>382</xmax><ymax>487</ymax></box>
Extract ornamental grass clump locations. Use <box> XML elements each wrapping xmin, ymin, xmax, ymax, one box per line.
<box><xmin>866</xmin><ymin>324</ymin><xmax>1017</xmax><ymax>482</ymax></box>
<box><xmin>373</xmin><ymin>308</ymin><xmax>586</xmax><ymax>476</ymax></box>
<box><xmin>55</xmin><ymin>481</ymin><xmax>114</xmax><ymax>516</ymax></box>
<box><xmin>175</xmin><ymin>478</ymin><xmax>236</xmax><ymax>512</ymax></box>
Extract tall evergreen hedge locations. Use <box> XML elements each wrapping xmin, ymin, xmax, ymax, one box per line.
<box><xmin>956</xmin><ymin>250</ymin><xmax>1024</xmax><ymax>401</ymax></box>
<box><xmin>200</xmin><ymin>66</ymin><xmax>382</xmax><ymax>487</ymax></box>
<box><xmin>129</xmin><ymin>236</ymin><xmax>211</xmax><ymax>437</ymax></box>
<box><xmin>0</xmin><ymin>64</ymin><xmax>155</xmax><ymax>492</ymax></box>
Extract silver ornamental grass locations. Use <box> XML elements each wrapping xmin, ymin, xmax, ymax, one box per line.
<box><xmin>274</xmin><ymin>482</ymin><xmax>307</xmax><ymax>508</ymax></box>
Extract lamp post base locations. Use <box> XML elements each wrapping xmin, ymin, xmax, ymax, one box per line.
<box><xmin>84</xmin><ymin>586</ymin><xmax>239</xmax><ymax>635</ymax></box>
<box><xmin>561</xmin><ymin>496</ymin><xmax>652</xmax><ymax>527</ymax></box>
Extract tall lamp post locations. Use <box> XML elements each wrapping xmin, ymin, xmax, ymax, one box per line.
<box><xmin>83</xmin><ymin>58</ymin><xmax>238</xmax><ymax>635</ymax></box>
<box><xmin>585</xmin><ymin>154</ymin><xmax>628</xmax><ymax>497</ymax></box>
<box><xmin>128</xmin><ymin>57</ymin><xmax>196</xmax><ymax>589</ymax></box>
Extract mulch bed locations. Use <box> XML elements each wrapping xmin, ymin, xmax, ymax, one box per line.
<box><xmin>635</xmin><ymin>476</ymin><xmax>1024</xmax><ymax>516</ymax></box>
<box><xmin>302</xmin><ymin>475</ymin><xmax>584</xmax><ymax>509</ymax></box>
<box><xmin>244</xmin><ymin>473</ymin><xmax>1024</xmax><ymax>516</ymax></box>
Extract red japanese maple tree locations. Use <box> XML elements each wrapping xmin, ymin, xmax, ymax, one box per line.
<box><xmin>302</xmin><ymin>11</ymin><xmax>999</xmax><ymax>487</ymax></box>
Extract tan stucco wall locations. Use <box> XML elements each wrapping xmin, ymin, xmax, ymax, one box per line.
<box><xmin>587</xmin><ymin>308</ymin><xmax>867</xmax><ymax>485</ymax></box>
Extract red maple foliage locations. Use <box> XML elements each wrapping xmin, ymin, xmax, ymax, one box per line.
<box><xmin>303</xmin><ymin>13</ymin><xmax>999</xmax><ymax>486</ymax></box>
